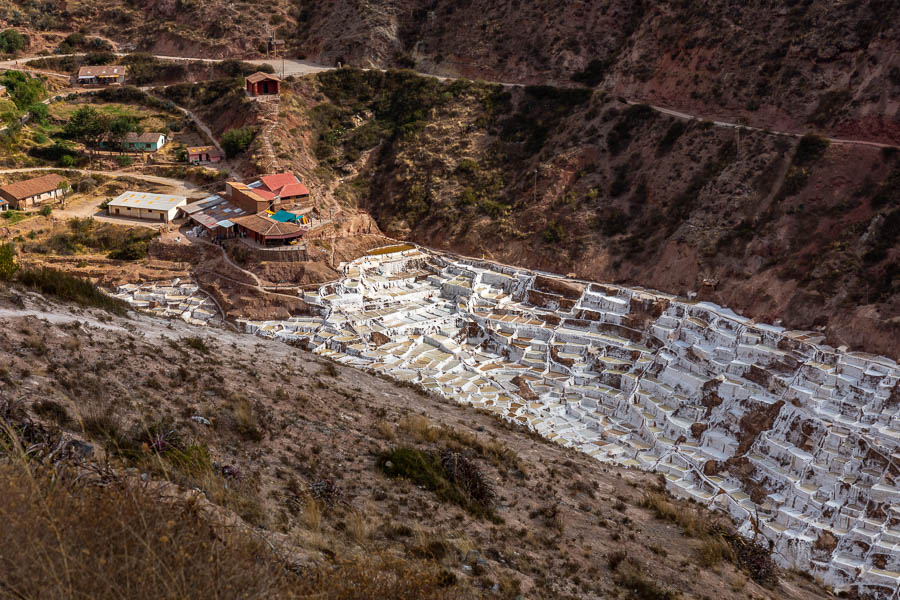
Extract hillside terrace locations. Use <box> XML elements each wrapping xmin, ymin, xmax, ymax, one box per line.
<box><xmin>234</xmin><ymin>247</ymin><xmax>900</xmax><ymax>596</ymax></box>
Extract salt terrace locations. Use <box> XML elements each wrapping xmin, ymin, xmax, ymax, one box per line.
<box><xmin>112</xmin><ymin>280</ymin><xmax>222</xmax><ymax>326</ymax></box>
<box><xmin>224</xmin><ymin>247</ymin><xmax>897</xmax><ymax>593</ymax></box>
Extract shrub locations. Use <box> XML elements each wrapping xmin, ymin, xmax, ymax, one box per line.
<box><xmin>16</xmin><ymin>267</ymin><xmax>128</xmax><ymax>315</ymax></box>
<box><xmin>378</xmin><ymin>446</ymin><xmax>499</xmax><ymax>520</ymax></box>
<box><xmin>33</xmin><ymin>399</ymin><xmax>71</xmax><ymax>425</ymax></box>
<box><xmin>572</xmin><ymin>59</ymin><xmax>609</xmax><ymax>87</ymax></box>
<box><xmin>542</xmin><ymin>221</ymin><xmax>566</xmax><ymax>244</ymax></box>
<box><xmin>657</xmin><ymin>121</ymin><xmax>686</xmax><ymax>155</ymax></box>
<box><xmin>39</xmin><ymin>205</ymin><xmax>52</xmax><ymax>217</ymax></box>
<box><xmin>792</xmin><ymin>134</ymin><xmax>829</xmax><ymax>166</ymax></box>
<box><xmin>221</xmin><ymin>127</ymin><xmax>256</xmax><ymax>158</ymax></box>
<box><xmin>607</xmin><ymin>104</ymin><xmax>655</xmax><ymax>155</ymax></box>
<box><xmin>117</xmin><ymin>155</ymin><xmax>133</xmax><ymax>167</ymax></box>
<box><xmin>0</xmin><ymin>242</ymin><xmax>18</xmax><ymax>280</ymax></box>
<box><xmin>27</xmin><ymin>102</ymin><xmax>48</xmax><ymax>125</ymax></box>
<box><xmin>0</xmin><ymin>29</ymin><xmax>25</xmax><ymax>54</ymax></box>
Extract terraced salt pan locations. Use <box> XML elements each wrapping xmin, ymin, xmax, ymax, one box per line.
<box><xmin>112</xmin><ymin>279</ymin><xmax>222</xmax><ymax>326</ymax></box>
<box><xmin>239</xmin><ymin>248</ymin><xmax>898</xmax><ymax>596</ymax></box>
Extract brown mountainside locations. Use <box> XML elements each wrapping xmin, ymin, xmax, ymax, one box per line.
<box><xmin>267</xmin><ymin>70</ymin><xmax>898</xmax><ymax>357</ymax></box>
<box><xmin>7</xmin><ymin>0</ymin><xmax>897</xmax><ymax>143</ymax></box>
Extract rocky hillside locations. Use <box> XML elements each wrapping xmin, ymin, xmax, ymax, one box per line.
<box><xmin>0</xmin><ymin>283</ymin><xmax>834</xmax><ymax>599</ymax></box>
<box><xmin>5</xmin><ymin>1</ymin><xmax>898</xmax><ymax>143</ymax></box>
<box><xmin>271</xmin><ymin>69</ymin><xmax>899</xmax><ymax>358</ymax></box>
<box><xmin>293</xmin><ymin>0</ymin><xmax>900</xmax><ymax>144</ymax></box>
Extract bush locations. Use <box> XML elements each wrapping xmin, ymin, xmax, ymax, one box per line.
<box><xmin>572</xmin><ymin>59</ymin><xmax>609</xmax><ymax>87</ymax></box>
<box><xmin>16</xmin><ymin>267</ymin><xmax>128</xmax><ymax>315</ymax></box>
<box><xmin>378</xmin><ymin>446</ymin><xmax>499</xmax><ymax>520</ymax></box>
<box><xmin>0</xmin><ymin>242</ymin><xmax>17</xmax><ymax>280</ymax></box>
<box><xmin>77</xmin><ymin>177</ymin><xmax>97</xmax><ymax>193</ymax></box>
<box><xmin>27</xmin><ymin>102</ymin><xmax>48</xmax><ymax>125</ymax></box>
<box><xmin>792</xmin><ymin>134</ymin><xmax>829</xmax><ymax>166</ymax></box>
<box><xmin>542</xmin><ymin>221</ymin><xmax>566</xmax><ymax>244</ymax></box>
<box><xmin>117</xmin><ymin>155</ymin><xmax>133</xmax><ymax>167</ymax></box>
<box><xmin>221</xmin><ymin>127</ymin><xmax>256</xmax><ymax>158</ymax></box>
<box><xmin>657</xmin><ymin>121</ymin><xmax>686</xmax><ymax>155</ymax></box>
<box><xmin>0</xmin><ymin>29</ymin><xmax>25</xmax><ymax>54</ymax></box>
<box><xmin>39</xmin><ymin>205</ymin><xmax>52</xmax><ymax>217</ymax></box>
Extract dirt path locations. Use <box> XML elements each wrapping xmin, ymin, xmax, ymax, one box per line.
<box><xmin>0</xmin><ymin>167</ymin><xmax>200</xmax><ymax>195</ymax></box>
<box><xmin>630</xmin><ymin>100</ymin><xmax>898</xmax><ymax>150</ymax></box>
<box><xmin>6</xmin><ymin>52</ymin><xmax>896</xmax><ymax>149</ymax></box>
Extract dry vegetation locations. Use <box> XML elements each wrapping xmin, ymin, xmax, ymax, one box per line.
<box><xmin>0</xmin><ymin>282</ymin><xmax>835</xmax><ymax>599</ymax></box>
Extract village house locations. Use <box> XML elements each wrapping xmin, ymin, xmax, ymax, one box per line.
<box><xmin>107</xmin><ymin>191</ymin><xmax>187</xmax><ymax>223</ymax></box>
<box><xmin>100</xmin><ymin>132</ymin><xmax>167</xmax><ymax>153</ymax></box>
<box><xmin>186</xmin><ymin>145</ymin><xmax>223</xmax><ymax>164</ymax></box>
<box><xmin>224</xmin><ymin>173</ymin><xmax>310</xmax><ymax>213</ymax></box>
<box><xmin>246</xmin><ymin>72</ymin><xmax>281</xmax><ymax>96</ymax></box>
<box><xmin>232</xmin><ymin>212</ymin><xmax>304</xmax><ymax>246</ymax></box>
<box><xmin>0</xmin><ymin>174</ymin><xmax>67</xmax><ymax>210</ymax></box>
<box><xmin>183</xmin><ymin>172</ymin><xmax>314</xmax><ymax>245</ymax></box>
<box><xmin>77</xmin><ymin>65</ymin><xmax>126</xmax><ymax>85</ymax></box>
<box><xmin>182</xmin><ymin>194</ymin><xmax>247</xmax><ymax>240</ymax></box>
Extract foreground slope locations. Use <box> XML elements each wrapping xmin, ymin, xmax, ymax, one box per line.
<box><xmin>0</xmin><ymin>282</ymin><xmax>831</xmax><ymax>599</ymax></box>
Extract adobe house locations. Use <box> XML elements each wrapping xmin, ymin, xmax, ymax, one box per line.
<box><xmin>99</xmin><ymin>132</ymin><xmax>167</xmax><ymax>152</ymax></box>
<box><xmin>186</xmin><ymin>145</ymin><xmax>223</xmax><ymax>164</ymax></box>
<box><xmin>224</xmin><ymin>173</ymin><xmax>310</xmax><ymax>213</ymax></box>
<box><xmin>246</xmin><ymin>72</ymin><xmax>281</xmax><ymax>96</ymax></box>
<box><xmin>77</xmin><ymin>65</ymin><xmax>126</xmax><ymax>85</ymax></box>
<box><xmin>232</xmin><ymin>213</ymin><xmax>304</xmax><ymax>246</ymax></box>
<box><xmin>0</xmin><ymin>174</ymin><xmax>68</xmax><ymax>210</ymax></box>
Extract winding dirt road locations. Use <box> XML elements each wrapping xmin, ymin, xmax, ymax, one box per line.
<box><xmin>1</xmin><ymin>52</ymin><xmax>895</xmax><ymax>150</ymax></box>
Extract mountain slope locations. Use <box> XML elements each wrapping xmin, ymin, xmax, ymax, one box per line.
<box><xmin>0</xmin><ymin>283</ymin><xmax>834</xmax><ymax>599</ymax></box>
<box><xmin>271</xmin><ymin>70</ymin><xmax>899</xmax><ymax>357</ymax></box>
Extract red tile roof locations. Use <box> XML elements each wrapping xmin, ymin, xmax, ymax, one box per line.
<box><xmin>0</xmin><ymin>174</ymin><xmax>66</xmax><ymax>200</ymax></box>
<box><xmin>258</xmin><ymin>173</ymin><xmax>310</xmax><ymax>198</ymax></box>
<box><xmin>246</xmin><ymin>72</ymin><xmax>281</xmax><ymax>83</ymax></box>
<box><xmin>278</xmin><ymin>182</ymin><xmax>310</xmax><ymax>198</ymax></box>
<box><xmin>260</xmin><ymin>173</ymin><xmax>298</xmax><ymax>190</ymax></box>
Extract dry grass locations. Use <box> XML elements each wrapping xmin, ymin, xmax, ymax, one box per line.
<box><xmin>375</xmin><ymin>419</ymin><xmax>396</xmax><ymax>440</ymax></box>
<box><xmin>0</xmin><ymin>423</ymin><xmax>473</xmax><ymax>600</ymax></box>
<box><xmin>639</xmin><ymin>491</ymin><xmax>709</xmax><ymax>538</ymax></box>
<box><xmin>399</xmin><ymin>414</ymin><xmax>524</xmax><ymax>474</ymax></box>
<box><xmin>0</xmin><ymin>445</ymin><xmax>287</xmax><ymax>599</ymax></box>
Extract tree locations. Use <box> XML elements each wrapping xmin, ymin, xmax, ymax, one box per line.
<box><xmin>27</xmin><ymin>102</ymin><xmax>48</xmax><ymax>125</ymax></box>
<box><xmin>0</xmin><ymin>242</ymin><xmax>18</xmax><ymax>281</ymax></box>
<box><xmin>106</xmin><ymin>115</ymin><xmax>141</xmax><ymax>153</ymax></box>
<box><xmin>0</xmin><ymin>29</ymin><xmax>25</xmax><ymax>55</ymax></box>
<box><xmin>1</xmin><ymin>70</ymin><xmax>45</xmax><ymax>110</ymax></box>
<box><xmin>64</xmin><ymin>106</ymin><xmax>110</xmax><ymax>166</ymax></box>
<box><xmin>221</xmin><ymin>127</ymin><xmax>256</xmax><ymax>158</ymax></box>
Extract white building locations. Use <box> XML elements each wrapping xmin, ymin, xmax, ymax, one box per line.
<box><xmin>107</xmin><ymin>191</ymin><xmax>188</xmax><ymax>223</ymax></box>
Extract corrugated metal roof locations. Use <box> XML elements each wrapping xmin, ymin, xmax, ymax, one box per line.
<box><xmin>108</xmin><ymin>191</ymin><xmax>187</xmax><ymax>211</ymax></box>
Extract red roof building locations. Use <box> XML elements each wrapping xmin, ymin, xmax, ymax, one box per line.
<box><xmin>246</xmin><ymin>72</ymin><xmax>281</xmax><ymax>96</ymax></box>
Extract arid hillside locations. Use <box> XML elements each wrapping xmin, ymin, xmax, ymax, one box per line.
<box><xmin>0</xmin><ymin>281</ymin><xmax>836</xmax><ymax>599</ymax></box>
<box><xmin>4</xmin><ymin>1</ymin><xmax>898</xmax><ymax>143</ymax></box>
<box><xmin>269</xmin><ymin>70</ymin><xmax>899</xmax><ymax>357</ymax></box>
